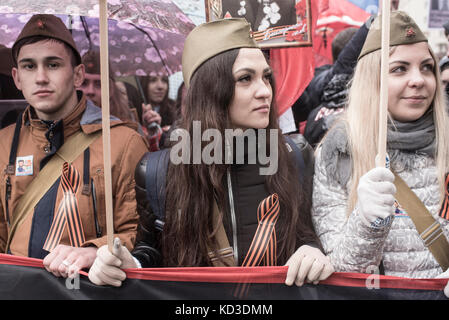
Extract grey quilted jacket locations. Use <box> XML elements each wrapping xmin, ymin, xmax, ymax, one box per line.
<box><xmin>312</xmin><ymin>147</ymin><xmax>449</xmax><ymax>278</ymax></box>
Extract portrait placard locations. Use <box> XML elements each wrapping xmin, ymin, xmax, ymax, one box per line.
<box><xmin>428</xmin><ymin>0</ymin><xmax>449</xmax><ymax>28</ymax></box>
<box><xmin>205</xmin><ymin>0</ymin><xmax>312</xmax><ymax>48</ymax></box>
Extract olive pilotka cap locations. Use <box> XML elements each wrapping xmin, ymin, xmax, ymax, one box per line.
<box><xmin>358</xmin><ymin>11</ymin><xmax>428</xmax><ymax>60</ymax></box>
<box><xmin>182</xmin><ymin>18</ymin><xmax>259</xmax><ymax>87</ymax></box>
<box><xmin>12</xmin><ymin>14</ymin><xmax>81</xmax><ymax>65</ymax></box>
<box><xmin>82</xmin><ymin>50</ymin><xmax>102</xmax><ymax>75</ymax></box>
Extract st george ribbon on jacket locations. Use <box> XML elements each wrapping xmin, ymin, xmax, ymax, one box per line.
<box><xmin>43</xmin><ymin>162</ymin><xmax>85</xmax><ymax>251</ymax></box>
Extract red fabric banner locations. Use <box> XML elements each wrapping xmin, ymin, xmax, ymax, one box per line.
<box><xmin>270</xmin><ymin>0</ymin><xmax>319</xmax><ymax>116</ymax></box>
<box><xmin>270</xmin><ymin>0</ymin><xmax>371</xmax><ymax>117</ymax></box>
<box><xmin>314</xmin><ymin>0</ymin><xmax>370</xmax><ymax>66</ymax></box>
<box><xmin>0</xmin><ymin>253</ymin><xmax>446</xmax><ymax>292</ymax></box>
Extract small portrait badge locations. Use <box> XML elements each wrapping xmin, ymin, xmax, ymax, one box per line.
<box><xmin>15</xmin><ymin>155</ymin><xmax>33</xmax><ymax>176</ymax></box>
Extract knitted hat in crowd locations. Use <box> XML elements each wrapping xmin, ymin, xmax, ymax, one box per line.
<box><xmin>182</xmin><ymin>18</ymin><xmax>259</xmax><ymax>87</ymax></box>
<box><xmin>81</xmin><ymin>50</ymin><xmax>115</xmax><ymax>79</ymax></box>
<box><xmin>12</xmin><ymin>14</ymin><xmax>81</xmax><ymax>65</ymax></box>
<box><xmin>82</xmin><ymin>50</ymin><xmax>102</xmax><ymax>75</ymax></box>
<box><xmin>358</xmin><ymin>11</ymin><xmax>428</xmax><ymax>60</ymax></box>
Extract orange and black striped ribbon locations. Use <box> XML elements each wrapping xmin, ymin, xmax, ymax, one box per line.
<box><xmin>439</xmin><ymin>174</ymin><xmax>449</xmax><ymax>220</ymax></box>
<box><xmin>43</xmin><ymin>162</ymin><xmax>86</xmax><ymax>252</ymax></box>
<box><xmin>242</xmin><ymin>193</ymin><xmax>280</xmax><ymax>267</ymax></box>
<box><xmin>252</xmin><ymin>26</ymin><xmax>292</xmax><ymax>40</ymax></box>
<box><xmin>235</xmin><ymin>193</ymin><xmax>280</xmax><ymax>297</ymax></box>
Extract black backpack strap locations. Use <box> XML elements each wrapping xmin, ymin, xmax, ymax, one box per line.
<box><xmin>144</xmin><ymin>148</ymin><xmax>170</xmax><ymax>231</ymax></box>
<box><xmin>7</xmin><ymin>112</ymin><xmax>23</xmax><ymax>173</ymax></box>
<box><xmin>284</xmin><ymin>135</ymin><xmax>306</xmax><ymax>185</ymax></box>
<box><xmin>4</xmin><ymin>112</ymin><xmax>23</xmax><ymax>226</ymax></box>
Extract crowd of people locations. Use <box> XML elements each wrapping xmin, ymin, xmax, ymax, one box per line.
<box><xmin>0</xmin><ymin>8</ymin><xmax>449</xmax><ymax>299</ymax></box>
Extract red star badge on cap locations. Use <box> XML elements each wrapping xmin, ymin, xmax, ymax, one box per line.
<box><xmin>37</xmin><ymin>19</ymin><xmax>45</xmax><ymax>29</ymax></box>
<box><xmin>406</xmin><ymin>27</ymin><xmax>416</xmax><ymax>38</ymax></box>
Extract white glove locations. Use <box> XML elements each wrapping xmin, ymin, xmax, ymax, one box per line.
<box><xmin>356</xmin><ymin>167</ymin><xmax>396</xmax><ymax>227</ymax></box>
<box><xmin>436</xmin><ymin>268</ymin><xmax>449</xmax><ymax>298</ymax></box>
<box><xmin>284</xmin><ymin>245</ymin><xmax>334</xmax><ymax>286</ymax></box>
<box><xmin>88</xmin><ymin>237</ymin><xmax>137</xmax><ymax>287</ymax></box>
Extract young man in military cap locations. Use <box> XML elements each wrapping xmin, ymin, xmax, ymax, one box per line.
<box><xmin>1</xmin><ymin>14</ymin><xmax>148</xmax><ymax>278</ymax></box>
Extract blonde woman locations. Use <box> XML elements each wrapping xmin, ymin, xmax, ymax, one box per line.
<box><xmin>312</xmin><ymin>11</ymin><xmax>449</xmax><ymax>280</ymax></box>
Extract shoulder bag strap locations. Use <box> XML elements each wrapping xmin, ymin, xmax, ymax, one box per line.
<box><xmin>208</xmin><ymin>200</ymin><xmax>236</xmax><ymax>267</ymax></box>
<box><xmin>144</xmin><ymin>148</ymin><xmax>170</xmax><ymax>231</ymax></box>
<box><xmin>393</xmin><ymin>172</ymin><xmax>449</xmax><ymax>271</ymax></box>
<box><xmin>5</xmin><ymin>130</ymin><xmax>101</xmax><ymax>253</ymax></box>
<box><xmin>144</xmin><ymin>149</ymin><xmax>235</xmax><ymax>266</ymax></box>
<box><xmin>284</xmin><ymin>135</ymin><xmax>305</xmax><ymax>184</ymax></box>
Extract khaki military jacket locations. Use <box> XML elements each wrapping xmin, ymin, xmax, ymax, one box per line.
<box><xmin>0</xmin><ymin>93</ymin><xmax>148</xmax><ymax>256</ymax></box>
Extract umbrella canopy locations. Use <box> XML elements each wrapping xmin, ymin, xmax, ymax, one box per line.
<box><xmin>0</xmin><ymin>0</ymin><xmax>195</xmax><ymax>76</ymax></box>
<box><xmin>0</xmin><ymin>13</ymin><xmax>189</xmax><ymax>76</ymax></box>
<box><xmin>0</xmin><ymin>0</ymin><xmax>194</xmax><ymax>34</ymax></box>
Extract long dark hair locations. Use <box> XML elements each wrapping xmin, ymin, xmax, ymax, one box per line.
<box><xmin>163</xmin><ymin>48</ymin><xmax>317</xmax><ymax>267</ymax></box>
<box><xmin>174</xmin><ymin>81</ymin><xmax>185</xmax><ymax>118</ymax></box>
<box><xmin>140</xmin><ymin>75</ymin><xmax>176</xmax><ymax>126</ymax></box>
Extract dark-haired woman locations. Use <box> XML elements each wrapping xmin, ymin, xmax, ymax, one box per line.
<box><xmin>140</xmin><ymin>75</ymin><xmax>177</xmax><ymax>150</ymax></box>
<box><xmin>88</xmin><ymin>19</ymin><xmax>333</xmax><ymax>288</ymax></box>
<box><xmin>140</xmin><ymin>75</ymin><xmax>176</xmax><ymax>128</ymax></box>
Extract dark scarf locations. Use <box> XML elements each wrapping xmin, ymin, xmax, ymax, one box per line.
<box><xmin>321</xmin><ymin>109</ymin><xmax>435</xmax><ymax>187</ymax></box>
<box><xmin>387</xmin><ymin>109</ymin><xmax>435</xmax><ymax>164</ymax></box>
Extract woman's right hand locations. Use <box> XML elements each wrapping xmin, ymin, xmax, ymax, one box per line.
<box><xmin>142</xmin><ymin>103</ymin><xmax>162</xmax><ymax>126</ymax></box>
<box><xmin>285</xmin><ymin>245</ymin><xmax>334</xmax><ymax>286</ymax></box>
<box><xmin>356</xmin><ymin>167</ymin><xmax>397</xmax><ymax>227</ymax></box>
<box><xmin>88</xmin><ymin>238</ymin><xmax>137</xmax><ymax>287</ymax></box>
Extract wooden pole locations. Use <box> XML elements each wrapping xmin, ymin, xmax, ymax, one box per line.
<box><xmin>99</xmin><ymin>0</ymin><xmax>114</xmax><ymax>251</ymax></box>
<box><xmin>376</xmin><ymin>0</ymin><xmax>390</xmax><ymax>168</ymax></box>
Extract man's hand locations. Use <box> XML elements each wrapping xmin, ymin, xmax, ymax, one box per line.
<box><xmin>43</xmin><ymin>245</ymin><xmax>97</xmax><ymax>278</ymax></box>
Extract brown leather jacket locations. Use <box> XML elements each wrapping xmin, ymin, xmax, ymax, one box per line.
<box><xmin>0</xmin><ymin>93</ymin><xmax>148</xmax><ymax>257</ymax></box>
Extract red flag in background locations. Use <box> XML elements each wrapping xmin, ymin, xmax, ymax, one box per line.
<box><xmin>314</xmin><ymin>0</ymin><xmax>370</xmax><ymax>67</ymax></box>
<box><xmin>270</xmin><ymin>0</ymin><xmax>371</xmax><ymax>120</ymax></box>
<box><xmin>270</xmin><ymin>0</ymin><xmax>320</xmax><ymax>117</ymax></box>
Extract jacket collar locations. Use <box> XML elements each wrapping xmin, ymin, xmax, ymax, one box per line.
<box><xmin>23</xmin><ymin>90</ymin><xmax>86</xmax><ymax>139</ymax></box>
<box><xmin>22</xmin><ymin>90</ymin><xmax>135</xmax><ymax>136</ymax></box>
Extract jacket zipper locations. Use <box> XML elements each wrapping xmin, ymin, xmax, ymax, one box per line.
<box><xmin>226</xmin><ymin>168</ymin><xmax>238</xmax><ymax>264</ymax></box>
<box><xmin>91</xmin><ymin>179</ymin><xmax>102</xmax><ymax>238</ymax></box>
<box><xmin>5</xmin><ymin>176</ymin><xmax>11</xmax><ymax>227</ymax></box>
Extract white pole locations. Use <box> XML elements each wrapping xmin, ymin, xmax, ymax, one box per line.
<box><xmin>99</xmin><ymin>0</ymin><xmax>114</xmax><ymax>252</ymax></box>
<box><xmin>377</xmin><ymin>0</ymin><xmax>390</xmax><ymax>168</ymax></box>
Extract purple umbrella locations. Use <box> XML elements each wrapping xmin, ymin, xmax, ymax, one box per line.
<box><xmin>0</xmin><ymin>1</ymin><xmax>195</xmax><ymax>76</ymax></box>
<box><xmin>0</xmin><ymin>0</ymin><xmax>194</xmax><ymax>34</ymax></box>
